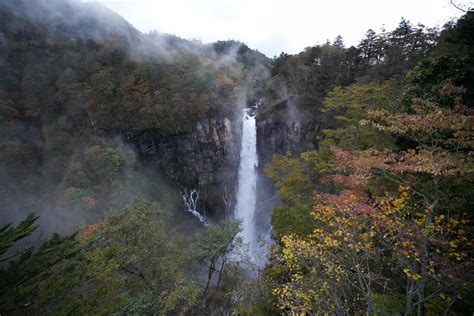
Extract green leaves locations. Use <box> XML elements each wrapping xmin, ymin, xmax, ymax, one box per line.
<box><xmin>0</xmin><ymin>213</ymin><xmax>39</xmax><ymax>257</ymax></box>
<box><xmin>0</xmin><ymin>199</ymin><xmax>204</xmax><ymax>315</ymax></box>
<box><xmin>265</xmin><ymin>152</ymin><xmax>313</xmax><ymax>207</ymax></box>
<box><xmin>321</xmin><ymin>82</ymin><xmax>398</xmax><ymax>150</ymax></box>
<box><xmin>0</xmin><ymin>226</ymin><xmax>80</xmax><ymax>314</ymax></box>
<box><xmin>196</xmin><ymin>220</ymin><xmax>242</xmax><ymax>263</ymax></box>
<box><xmin>266</xmin><ymin>14</ymin><xmax>474</xmax><ymax>315</ymax></box>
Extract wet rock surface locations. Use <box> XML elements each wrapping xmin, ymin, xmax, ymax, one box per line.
<box><xmin>122</xmin><ymin>116</ymin><xmax>240</xmax><ymax>218</ymax></box>
<box><xmin>256</xmin><ymin>99</ymin><xmax>317</xmax><ymax>166</ymax></box>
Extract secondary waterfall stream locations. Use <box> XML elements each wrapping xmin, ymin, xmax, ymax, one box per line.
<box><xmin>234</xmin><ymin>107</ymin><xmax>262</xmax><ymax>261</ymax></box>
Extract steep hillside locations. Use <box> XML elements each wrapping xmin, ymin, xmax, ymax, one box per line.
<box><xmin>0</xmin><ymin>0</ymin><xmax>270</xmax><ymax>230</ymax></box>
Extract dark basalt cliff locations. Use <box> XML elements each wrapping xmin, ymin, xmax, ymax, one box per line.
<box><xmin>256</xmin><ymin>99</ymin><xmax>317</xmax><ymax>166</ymax></box>
<box><xmin>123</xmin><ymin>116</ymin><xmax>240</xmax><ymax>218</ymax></box>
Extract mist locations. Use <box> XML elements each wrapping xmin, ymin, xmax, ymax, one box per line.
<box><xmin>97</xmin><ymin>0</ymin><xmax>464</xmax><ymax>57</ymax></box>
<box><xmin>0</xmin><ymin>0</ymin><xmax>271</xmax><ymax>240</ymax></box>
<box><xmin>2</xmin><ymin>0</ymin><xmax>471</xmax><ymax>314</ymax></box>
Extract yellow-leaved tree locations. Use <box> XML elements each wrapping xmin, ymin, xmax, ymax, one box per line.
<box><xmin>272</xmin><ymin>86</ymin><xmax>473</xmax><ymax>315</ymax></box>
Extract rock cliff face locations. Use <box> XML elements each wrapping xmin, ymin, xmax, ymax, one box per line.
<box><xmin>252</xmin><ymin>99</ymin><xmax>318</xmax><ymax>237</ymax></box>
<box><xmin>120</xmin><ymin>98</ymin><xmax>317</xmax><ymax>219</ymax></box>
<box><xmin>123</xmin><ymin>116</ymin><xmax>240</xmax><ymax>218</ymax></box>
<box><xmin>256</xmin><ymin>99</ymin><xmax>317</xmax><ymax>166</ymax></box>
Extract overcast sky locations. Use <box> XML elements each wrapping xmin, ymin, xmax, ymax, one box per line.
<box><xmin>98</xmin><ymin>0</ymin><xmax>466</xmax><ymax>57</ymax></box>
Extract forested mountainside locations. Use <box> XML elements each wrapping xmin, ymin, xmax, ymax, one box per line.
<box><xmin>0</xmin><ymin>0</ymin><xmax>473</xmax><ymax>314</ymax></box>
<box><xmin>261</xmin><ymin>11</ymin><xmax>474</xmax><ymax>315</ymax></box>
<box><xmin>0</xmin><ymin>0</ymin><xmax>269</xmax><ymax>229</ymax></box>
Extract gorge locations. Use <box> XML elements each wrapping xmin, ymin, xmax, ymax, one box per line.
<box><xmin>1</xmin><ymin>0</ymin><xmax>473</xmax><ymax>314</ymax></box>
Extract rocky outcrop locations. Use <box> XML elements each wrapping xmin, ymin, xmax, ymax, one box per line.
<box><xmin>256</xmin><ymin>99</ymin><xmax>317</xmax><ymax>166</ymax></box>
<box><xmin>253</xmin><ymin>99</ymin><xmax>318</xmax><ymax>237</ymax></box>
<box><xmin>123</xmin><ymin>116</ymin><xmax>240</xmax><ymax>218</ymax></box>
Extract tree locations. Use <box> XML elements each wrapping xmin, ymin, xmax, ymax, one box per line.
<box><xmin>0</xmin><ymin>214</ymin><xmax>79</xmax><ymax>314</ymax></box>
<box><xmin>273</xmin><ymin>141</ymin><xmax>472</xmax><ymax>315</ymax></box>
<box><xmin>82</xmin><ymin>199</ymin><xmax>199</xmax><ymax>315</ymax></box>
<box><xmin>196</xmin><ymin>219</ymin><xmax>242</xmax><ymax>309</ymax></box>
<box><xmin>321</xmin><ymin>82</ymin><xmax>398</xmax><ymax>150</ymax></box>
<box><xmin>358</xmin><ymin>29</ymin><xmax>379</xmax><ymax>65</ymax></box>
<box><xmin>1</xmin><ymin>200</ymin><xmax>201</xmax><ymax>315</ymax></box>
<box><xmin>265</xmin><ymin>11</ymin><xmax>474</xmax><ymax>316</ymax></box>
<box><xmin>265</xmin><ymin>152</ymin><xmax>315</xmax><ymax>238</ymax></box>
<box><xmin>0</xmin><ymin>213</ymin><xmax>38</xmax><ymax>257</ymax></box>
<box><xmin>268</xmin><ymin>83</ymin><xmax>473</xmax><ymax>314</ymax></box>
<box><xmin>360</xmin><ymin>90</ymin><xmax>474</xmax><ymax>314</ymax></box>
<box><xmin>333</xmin><ymin>35</ymin><xmax>345</xmax><ymax>48</ymax></box>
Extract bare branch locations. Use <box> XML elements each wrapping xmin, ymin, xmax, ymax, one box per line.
<box><xmin>449</xmin><ymin>0</ymin><xmax>470</xmax><ymax>12</ymax></box>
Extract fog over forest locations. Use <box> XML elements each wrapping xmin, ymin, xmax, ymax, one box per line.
<box><xmin>0</xmin><ymin>0</ymin><xmax>473</xmax><ymax>314</ymax></box>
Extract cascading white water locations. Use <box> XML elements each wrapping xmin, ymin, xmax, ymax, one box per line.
<box><xmin>182</xmin><ymin>189</ymin><xmax>208</xmax><ymax>226</ymax></box>
<box><xmin>234</xmin><ymin>107</ymin><xmax>260</xmax><ymax>257</ymax></box>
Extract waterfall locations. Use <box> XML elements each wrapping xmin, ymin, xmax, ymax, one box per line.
<box><xmin>182</xmin><ymin>189</ymin><xmax>208</xmax><ymax>226</ymax></box>
<box><xmin>234</xmin><ymin>107</ymin><xmax>260</xmax><ymax>259</ymax></box>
